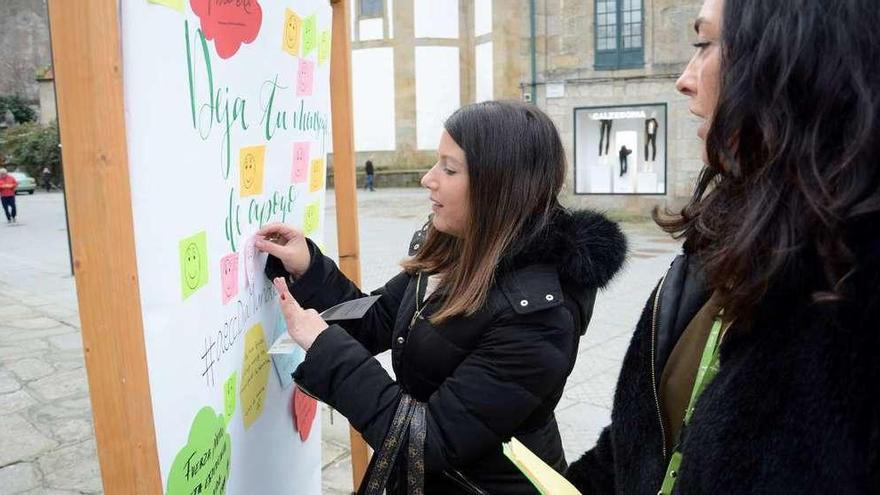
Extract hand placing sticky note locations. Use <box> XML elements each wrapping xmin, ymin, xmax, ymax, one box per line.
<box><xmin>296</xmin><ymin>59</ymin><xmax>315</xmax><ymax>97</ymax></box>
<box><xmin>220</xmin><ymin>252</ymin><xmax>239</xmax><ymax>304</ymax></box>
<box><xmin>303</xmin><ymin>201</ymin><xmax>320</xmax><ymax>236</ymax></box>
<box><xmin>148</xmin><ymin>0</ymin><xmax>184</xmax><ymax>13</ymax></box>
<box><xmin>292</xmin><ymin>142</ymin><xmax>310</xmax><ymax>183</ymax></box>
<box><xmin>240</xmin><ymin>145</ymin><xmax>266</xmax><ymax>197</ymax></box>
<box><xmin>318</xmin><ymin>30</ymin><xmax>331</xmax><ymax>65</ymax></box>
<box><xmin>180</xmin><ymin>231</ymin><xmax>209</xmax><ymax>300</ymax></box>
<box><xmin>240</xmin><ymin>324</ymin><xmax>270</xmax><ymax>430</ymax></box>
<box><xmin>302</xmin><ymin>14</ymin><xmax>317</xmax><ymax>56</ymax></box>
<box><xmin>282</xmin><ymin>9</ymin><xmax>302</xmax><ymax>56</ymax></box>
<box><xmin>309</xmin><ymin>158</ymin><xmax>324</xmax><ymax>192</ymax></box>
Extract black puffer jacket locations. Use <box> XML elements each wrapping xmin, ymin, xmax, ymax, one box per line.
<box><xmin>266</xmin><ymin>209</ymin><xmax>627</xmax><ymax>494</ymax></box>
<box><xmin>566</xmin><ymin>244</ymin><xmax>880</xmax><ymax>494</ymax></box>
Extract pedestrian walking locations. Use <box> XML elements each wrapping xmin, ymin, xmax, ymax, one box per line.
<box><xmin>364</xmin><ymin>159</ymin><xmax>375</xmax><ymax>191</ymax></box>
<box><xmin>0</xmin><ymin>168</ymin><xmax>18</xmax><ymax>223</ymax></box>
<box><xmin>257</xmin><ymin>101</ymin><xmax>626</xmax><ymax>494</ymax></box>
<box><xmin>566</xmin><ymin>0</ymin><xmax>880</xmax><ymax>493</ymax></box>
<box><xmin>41</xmin><ymin>167</ymin><xmax>52</xmax><ymax>192</ymax></box>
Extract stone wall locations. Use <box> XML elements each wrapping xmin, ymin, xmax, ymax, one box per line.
<box><xmin>0</xmin><ymin>0</ymin><xmax>51</xmax><ymax>102</ymax></box>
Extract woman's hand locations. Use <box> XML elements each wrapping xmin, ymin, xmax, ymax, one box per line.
<box><xmin>255</xmin><ymin>223</ymin><xmax>311</xmax><ymax>278</ymax></box>
<box><xmin>272</xmin><ymin>277</ymin><xmax>328</xmax><ymax>351</ymax></box>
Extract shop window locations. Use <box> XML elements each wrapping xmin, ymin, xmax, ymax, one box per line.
<box><xmin>595</xmin><ymin>0</ymin><xmax>644</xmax><ymax>70</ymax></box>
<box><xmin>573</xmin><ymin>104</ymin><xmax>666</xmax><ymax>195</ymax></box>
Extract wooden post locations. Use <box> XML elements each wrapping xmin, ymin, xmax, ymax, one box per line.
<box><xmin>46</xmin><ymin>1</ymin><xmax>162</xmax><ymax>493</ymax></box>
<box><xmin>329</xmin><ymin>0</ymin><xmax>371</xmax><ymax>492</ymax></box>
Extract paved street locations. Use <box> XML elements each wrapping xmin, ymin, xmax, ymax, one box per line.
<box><xmin>0</xmin><ymin>189</ymin><xmax>680</xmax><ymax>494</ymax></box>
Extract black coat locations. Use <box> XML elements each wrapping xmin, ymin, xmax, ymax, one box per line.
<box><xmin>566</xmin><ymin>246</ymin><xmax>880</xmax><ymax>494</ymax></box>
<box><xmin>266</xmin><ymin>209</ymin><xmax>627</xmax><ymax>494</ymax></box>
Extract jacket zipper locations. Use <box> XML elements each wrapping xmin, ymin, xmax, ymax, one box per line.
<box><xmin>650</xmin><ymin>275</ymin><xmax>668</xmax><ymax>460</ymax></box>
<box><xmin>295</xmin><ymin>382</ymin><xmax>321</xmax><ymax>401</ymax></box>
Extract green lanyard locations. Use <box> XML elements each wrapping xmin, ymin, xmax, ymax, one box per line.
<box><xmin>658</xmin><ymin>315</ymin><xmax>726</xmax><ymax>495</ymax></box>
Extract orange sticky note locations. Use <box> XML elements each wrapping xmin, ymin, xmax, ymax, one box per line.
<box><xmin>283</xmin><ymin>9</ymin><xmax>302</xmax><ymax>57</ymax></box>
<box><xmin>240</xmin><ymin>145</ymin><xmax>266</xmax><ymax>197</ymax></box>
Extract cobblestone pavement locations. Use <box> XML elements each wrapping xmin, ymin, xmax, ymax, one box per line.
<box><xmin>0</xmin><ymin>189</ymin><xmax>680</xmax><ymax>494</ymax></box>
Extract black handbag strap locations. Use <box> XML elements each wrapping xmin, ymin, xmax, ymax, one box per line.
<box><xmin>406</xmin><ymin>401</ymin><xmax>426</xmax><ymax>495</ymax></box>
<box><xmin>360</xmin><ymin>394</ymin><xmax>415</xmax><ymax>495</ymax></box>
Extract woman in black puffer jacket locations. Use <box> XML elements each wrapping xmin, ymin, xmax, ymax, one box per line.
<box><xmin>257</xmin><ymin>101</ymin><xmax>627</xmax><ymax>494</ymax></box>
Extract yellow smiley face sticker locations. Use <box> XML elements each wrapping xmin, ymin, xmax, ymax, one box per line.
<box><xmin>239</xmin><ymin>145</ymin><xmax>266</xmax><ymax>197</ymax></box>
<box><xmin>282</xmin><ymin>9</ymin><xmax>302</xmax><ymax>57</ymax></box>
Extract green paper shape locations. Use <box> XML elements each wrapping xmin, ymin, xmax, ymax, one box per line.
<box><xmin>302</xmin><ymin>15</ymin><xmax>317</xmax><ymax>56</ymax></box>
<box><xmin>166</xmin><ymin>407</ymin><xmax>231</xmax><ymax>495</ymax></box>
<box><xmin>180</xmin><ymin>231</ymin><xmax>209</xmax><ymax>300</ymax></box>
<box><xmin>224</xmin><ymin>372</ymin><xmax>237</xmax><ymax>423</ymax></box>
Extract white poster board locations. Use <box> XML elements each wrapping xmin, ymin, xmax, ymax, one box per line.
<box><xmin>121</xmin><ymin>1</ymin><xmax>332</xmax><ymax>493</ymax></box>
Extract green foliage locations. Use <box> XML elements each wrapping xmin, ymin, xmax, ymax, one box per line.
<box><xmin>0</xmin><ymin>121</ymin><xmax>61</xmax><ymax>177</ymax></box>
<box><xmin>0</xmin><ymin>95</ymin><xmax>37</xmax><ymax>124</ymax></box>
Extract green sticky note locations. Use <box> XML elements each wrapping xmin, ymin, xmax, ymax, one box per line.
<box><xmin>303</xmin><ymin>201</ymin><xmax>320</xmax><ymax>236</ymax></box>
<box><xmin>148</xmin><ymin>0</ymin><xmax>184</xmax><ymax>13</ymax></box>
<box><xmin>302</xmin><ymin>15</ymin><xmax>317</xmax><ymax>56</ymax></box>
<box><xmin>224</xmin><ymin>372</ymin><xmax>237</xmax><ymax>423</ymax></box>
<box><xmin>318</xmin><ymin>30</ymin><xmax>331</xmax><ymax>65</ymax></box>
<box><xmin>180</xmin><ymin>231</ymin><xmax>209</xmax><ymax>300</ymax></box>
<box><xmin>167</xmin><ymin>407</ymin><xmax>231</xmax><ymax>495</ymax></box>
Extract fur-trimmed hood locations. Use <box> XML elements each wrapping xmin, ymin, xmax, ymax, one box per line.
<box><xmin>506</xmin><ymin>208</ymin><xmax>628</xmax><ymax>290</ymax></box>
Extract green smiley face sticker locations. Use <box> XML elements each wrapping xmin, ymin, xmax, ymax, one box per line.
<box><xmin>180</xmin><ymin>231</ymin><xmax>208</xmax><ymax>300</ymax></box>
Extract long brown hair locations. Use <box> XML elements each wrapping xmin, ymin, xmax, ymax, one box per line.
<box><xmin>402</xmin><ymin>101</ymin><xmax>566</xmax><ymax>324</ymax></box>
<box><xmin>655</xmin><ymin>0</ymin><xmax>880</xmax><ymax>322</ymax></box>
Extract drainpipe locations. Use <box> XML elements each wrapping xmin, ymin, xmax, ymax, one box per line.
<box><xmin>529</xmin><ymin>0</ymin><xmax>537</xmax><ymax>103</ymax></box>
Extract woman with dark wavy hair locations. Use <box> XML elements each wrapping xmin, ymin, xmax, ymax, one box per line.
<box><xmin>566</xmin><ymin>0</ymin><xmax>880</xmax><ymax>492</ymax></box>
<box><xmin>257</xmin><ymin>100</ymin><xmax>627</xmax><ymax>493</ymax></box>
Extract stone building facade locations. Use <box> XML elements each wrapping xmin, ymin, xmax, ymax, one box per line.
<box><xmin>347</xmin><ymin>0</ymin><xmax>703</xmax><ymax>211</ymax></box>
<box><xmin>521</xmin><ymin>0</ymin><xmax>704</xmax><ymax>212</ymax></box>
<box><xmin>0</xmin><ymin>0</ymin><xmax>51</xmax><ymax>103</ymax></box>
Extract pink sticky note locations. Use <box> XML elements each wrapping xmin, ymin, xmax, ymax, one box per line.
<box><xmin>220</xmin><ymin>253</ymin><xmax>239</xmax><ymax>304</ymax></box>
<box><xmin>296</xmin><ymin>59</ymin><xmax>315</xmax><ymax>97</ymax></box>
<box><xmin>292</xmin><ymin>142</ymin><xmax>310</xmax><ymax>183</ymax></box>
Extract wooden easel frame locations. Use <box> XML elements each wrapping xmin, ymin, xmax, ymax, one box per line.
<box><xmin>47</xmin><ymin>0</ymin><xmax>369</xmax><ymax>492</ymax></box>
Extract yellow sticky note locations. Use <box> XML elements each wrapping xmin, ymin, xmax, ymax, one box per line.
<box><xmin>240</xmin><ymin>324</ymin><xmax>270</xmax><ymax>430</ymax></box>
<box><xmin>318</xmin><ymin>30</ymin><xmax>331</xmax><ymax>65</ymax></box>
<box><xmin>148</xmin><ymin>0</ymin><xmax>184</xmax><ymax>13</ymax></box>
<box><xmin>303</xmin><ymin>201</ymin><xmax>320</xmax><ymax>236</ymax></box>
<box><xmin>309</xmin><ymin>158</ymin><xmax>324</xmax><ymax>193</ymax></box>
<box><xmin>240</xmin><ymin>145</ymin><xmax>266</xmax><ymax>197</ymax></box>
<box><xmin>282</xmin><ymin>9</ymin><xmax>302</xmax><ymax>57</ymax></box>
<box><xmin>503</xmin><ymin>438</ymin><xmax>582</xmax><ymax>495</ymax></box>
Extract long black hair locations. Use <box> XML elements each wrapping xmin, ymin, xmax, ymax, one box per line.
<box><xmin>403</xmin><ymin>100</ymin><xmax>566</xmax><ymax>323</ymax></box>
<box><xmin>656</xmin><ymin>0</ymin><xmax>880</xmax><ymax>321</ymax></box>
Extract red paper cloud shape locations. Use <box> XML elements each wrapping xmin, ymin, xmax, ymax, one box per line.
<box><xmin>292</xmin><ymin>386</ymin><xmax>317</xmax><ymax>442</ymax></box>
<box><xmin>190</xmin><ymin>0</ymin><xmax>263</xmax><ymax>59</ymax></box>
